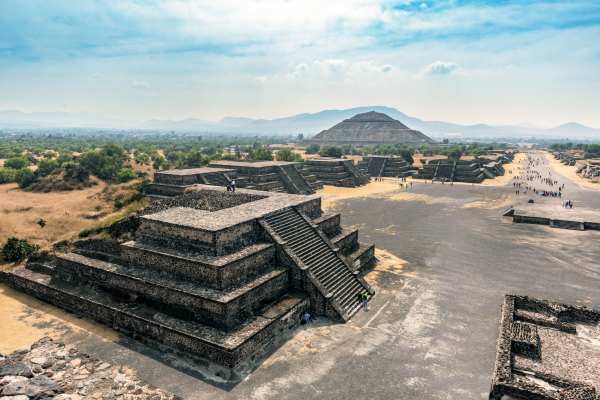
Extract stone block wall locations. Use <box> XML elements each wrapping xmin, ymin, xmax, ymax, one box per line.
<box><xmin>490</xmin><ymin>294</ymin><xmax>600</xmax><ymax>400</ymax></box>
<box><xmin>120</xmin><ymin>242</ymin><xmax>278</xmax><ymax>290</ymax></box>
<box><xmin>54</xmin><ymin>254</ymin><xmax>290</xmax><ymax>332</ymax></box>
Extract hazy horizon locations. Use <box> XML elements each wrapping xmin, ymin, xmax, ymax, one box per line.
<box><xmin>1</xmin><ymin>1</ymin><xmax>599</xmax><ymax>128</ymax></box>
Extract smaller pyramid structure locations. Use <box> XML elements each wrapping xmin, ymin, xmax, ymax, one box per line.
<box><xmin>300</xmin><ymin>111</ymin><xmax>438</xmax><ymax>148</ymax></box>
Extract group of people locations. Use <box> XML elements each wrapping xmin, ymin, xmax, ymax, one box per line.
<box><xmin>225</xmin><ymin>180</ymin><xmax>236</xmax><ymax>192</ymax></box>
<box><xmin>540</xmin><ymin>190</ymin><xmax>561</xmax><ymax>197</ymax></box>
<box><xmin>300</xmin><ymin>310</ymin><xmax>316</xmax><ymax>325</ymax></box>
<box><xmin>563</xmin><ymin>200</ymin><xmax>574</xmax><ymax>209</ymax></box>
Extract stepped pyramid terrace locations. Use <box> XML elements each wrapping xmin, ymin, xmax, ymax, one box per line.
<box><xmin>300</xmin><ymin>111</ymin><xmax>438</xmax><ymax>148</ymax></box>
<box><xmin>413</xmin><ymin>152</ymin><xmax>515</xmax><ymax>183</ymax></box>
<box><xmin>358</xmin><ymin>155</ymin><xmax>414</xmax><ymax>178</ymax></box>
<box><xmin>0</xmin><ymin>186</ymin><xmax>375</xmax><ymax>378</ymax></box>
<box><xmin>147</xmin><ymin>161</ymin><xmax>322</xmax><ymax>200</ymax></box>
<box><xmin>304</xmin><ymin>158</ymin><xmax>370</xmax><ymax>187</ymax></box>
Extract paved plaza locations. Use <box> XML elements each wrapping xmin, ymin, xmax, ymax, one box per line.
<box><xmin>2</xmin><ymin>151</ymin><xmax>600</xmax><ymax>399</ymax></box>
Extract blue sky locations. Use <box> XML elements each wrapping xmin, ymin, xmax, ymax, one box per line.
<box><xmin>0</xmin><ymin>0</ymin><xmax>599</xmax><ymax>127</ymax></box>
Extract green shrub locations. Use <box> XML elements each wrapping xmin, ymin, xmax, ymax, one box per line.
<box><xmin>305</xmin><ymin>144</ymin><xmax>320</xmax><ymax>154</ymax></box>
<box><xmin>252</xmin><ymin>148</ymin><xmax>274</xmax><ymax>160</ymax></box>
<box><xmin>79</xmin><ymin>142</ymin><xmax>127</xmax><ymax>180</ymax></box>
<box><xmin>1</xmin><ymin>237</ymin><xmax>40</xmax><ymax>262</ymax></box>
<box><xmin>56</xmin><ymin>153</ymin><xmax>73</xmax><ymax>165</ymax></box>
<box><xmin>276</xmin><ymin>149</ymin><xmax>303</xmax><ymax>162</ymax></box>
<box><xmin>37</xmin><ymin>219</ymin><xmax>46</xmax><ymax>228</ymax></box>
<box><xmin>36</xmin><ymin>159</ymin><xmax>60</xmax><ymax>177</ymax></box>
<box><xmin>14</xmin><ymin>167</ymin><xmax>37</xmax><ymax>188</ymax></box>
<box><xmin>43</xmin><ymin>151</ymin><xmax>57</xmax><ymax>159</ymax></box>
<box><xmin>0</xmin><ymin>168</ymin><xmax>17</xmax><ymax>184</ymax></box>
<box><xmin>117</xmin><ymin>168</ymin><xmax>138</xmax><ymax>183</ymax></box>
<box><xmin>221</xmin><ymin>154</ymin><xmax>238</xmax><ymax>161</ymax></box>
<box><xmin>317</xmin><ymin>146</ymin><xmax>343</xmax><ymax>158</ymax></box>
<box><xmin>4</xmin><ymin>157</ymin><xmax>31</xmax><ymax>170</ymax></box>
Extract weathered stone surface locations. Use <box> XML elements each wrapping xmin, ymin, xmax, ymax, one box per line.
<box><xmin>0</xmin><ymin>362</ymin><xmax>33</xmax><ymax>378</ymax></box>
<box><xmin>0</xmin><ymin>338</ymin><xmax>177</xmax><ymax>400</ymax></box>
<box><xmin>490</xmin><ymin>295</ymin><xmax>600</xmax><ymax>400</ymax></box>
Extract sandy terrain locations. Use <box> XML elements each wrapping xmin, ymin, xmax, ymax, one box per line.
<box><xmin>543</xmin><ymin>152</ymin><xmax>600</xmax><ymax>190</ymax></box>
<box><xmin>0</xmin><ymin>283</ymin><xmax>119</xmax><ymax>355</ymax></box>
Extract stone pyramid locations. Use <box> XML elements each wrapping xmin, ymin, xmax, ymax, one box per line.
<box><xmin>301</xmin><ymin>111</ymin><xmax>438</xmax><ymax>148</ymax></box>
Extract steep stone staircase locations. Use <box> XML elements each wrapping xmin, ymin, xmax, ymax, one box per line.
<box><xmin>202</xmin><ymin>171</ymin><xmax>231</xmax><ymax>187</ymax></box>
<box><xmin>263</xmin><ymin>208</ymin><xmax>371</xmax><ymax>318</ymax></box>
<box><xmin>367</xmin><ymin>157</ymin><xmax>386</xmax><ymax>177</ymax></box>
<box><xmin>276</xmin><ymin>164</ymin><xmax>315</xmax><ymax>195</ymax></box>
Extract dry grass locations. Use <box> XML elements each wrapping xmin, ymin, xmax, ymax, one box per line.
<box><xmin>0</xmin><ymin>182</ymin><xmax>108</xmax><ymax>250</ymax></box>
<box><xmin>0</xmin><ymin>176</ymin><xmax>148</xmax><ymax>256</ymax></box>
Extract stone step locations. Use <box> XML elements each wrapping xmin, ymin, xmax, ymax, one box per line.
<box><xmin>263</xmin><ymin>208</ymin><xmax>372</xmax><ymax>319</ymax></box>
<box><xmin>55</xmin><ymin>252</ymin><xmax>289</xmax><ymax>332</ymax></box>
<box><xmin>0</xmin><ymin>268</ymin><xmax>309</xmax><ymax>370</ymax></box>
<box><xmin>120</xmin><ymin>241</ymin><xmax>277</xmax><ymax>290</ymax></box>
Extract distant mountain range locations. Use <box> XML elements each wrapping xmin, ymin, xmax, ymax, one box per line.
<box><xmin>1</xmin><ymin>106</ymin><xmax>599</xmax><ymax>139</ymax></box>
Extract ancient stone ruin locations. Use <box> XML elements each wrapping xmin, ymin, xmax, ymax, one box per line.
<box><xmin>300</xmin><ymin>111</ymin><xmax>438</xmax><ymax>148</ymax></box>
<box><xmin>0</xmin><ymin>186</ymin><xmax>375</xmax><ymax>378</ymax></box>
<box><xmin>413</xmin><ymin>152</ymin><xmax>514</xmax><ymax>183</ymax></box>
<box><xmin>357</xmin><ymin>155</ymin><xmax>413</xmax><ymax>178</ymax></box>
<box><xmin>503</xmin><ymin>203</ymin><xmax>600</xmax><ymax>230</ymax></box>
<box><xmin>147</xmin><ymin>161</ymin><xmax>321</xmax><ymax>200</ymax></box>
<box><xmin>304</xmin><ymin>158</ymin><xmax>370</xmax><ymax>187</ymax></box>
<box><xmin>491</xmin><ymin>295</ymin><xmax>600</xmax><ymax>399</ymax></box>
<box><xmin>0</xmin><ymin>337</ymin><xmax>179</xmax><ymax>400</ymax></box>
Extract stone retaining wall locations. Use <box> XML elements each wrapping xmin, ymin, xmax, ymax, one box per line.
<box><xmin>0</xmin><ymin>270</ymin><xmax>309</xmax><ymax>370</ymax></box>
<box><xmin>54</xmin><ymin>254</ymin><xmax>290</xmax><ymax>332</ymax></box>
<box><xmin>120</xmin><ymin>242</ymin><xmax>278</xmax><ymax>290</ymax></box>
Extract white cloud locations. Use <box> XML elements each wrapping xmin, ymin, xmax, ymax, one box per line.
<box><xmin>295</xmin><ymin>63</ymin><xmax>308</xmax><ymax>72</ymax></box>
<box><xmin>91</xmin><ymin>73</ymin><xmax>107</xmax><ymax>78</ymax></box>
<box><xmin>421</xmin><ymin>61</ymin><xmax>460</xmax><ymax>74</ymax></box>
<box><xmin>313</xmin><ymin>59</ymin><xmax>348</xmax><ymax>72</ymax></box>
<box><xmin>349</xmin><ymin>61</ymin><xmax>395</xmax><ymax>74</ymax></box>
<box><xmin>253</xmin><ymin>76</ymin><xmax>267</xmax><ymax>83</ymax></box>
<box><xmin>420</xmin><ymin>3</ymin><xmax>427</xmax><ymax>9</ymax></box>
<box><xmin>285</xmin><ymin>71</ymin><xmax>302</xmax><ymax>79</ymax></box>
<box><xmin>131</xmin><ymin>81</ymin><xmax>150</xmax><ymax>87</ymax></box>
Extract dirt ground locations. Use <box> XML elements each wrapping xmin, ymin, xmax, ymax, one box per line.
<box><xmin>0</xmin><ymin>182</ymin><xmax>108</xmax><ymax>250</ymax></box>
<box><xmin>543</xmin><ymin>152</ymin><xmax>600</xmax><ymax>190</ymax></box>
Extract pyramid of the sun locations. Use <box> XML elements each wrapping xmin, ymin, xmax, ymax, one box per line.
<box><xmin>300</xmin><ymin>111</ymin><xmax>438</xmax><ymax>148</ymax></box>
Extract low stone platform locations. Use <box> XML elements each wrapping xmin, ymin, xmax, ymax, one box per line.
<box><xmin>504</xmin><ymin>204</ymin><xmax>600</xmax><ymax>230</ymax></box>
<box><xmin>490</xmin><ymin>295</ymin><xmax>600</xmax><ymax>399</ymax></box>
<box><xmin>0</xmin><ymin>337</ymin><xmax>179</xmax><ymax>400</ymax></box>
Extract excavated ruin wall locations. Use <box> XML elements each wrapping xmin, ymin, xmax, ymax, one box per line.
<box><xmin>490</xmin><ymin>295</ymin><xmax>600</xmax><ymax>400</ymax></box>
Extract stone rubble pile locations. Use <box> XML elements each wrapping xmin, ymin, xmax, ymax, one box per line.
<box><xmin>0</xmin><ymin>337</ymin><xmax>179</xmax><ymax>400</ymax></box>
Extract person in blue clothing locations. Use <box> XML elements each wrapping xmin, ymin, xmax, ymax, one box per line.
<box><xmin>361</xmin><ymin>291</ymin><xmax>369</xmax><ymax>311</ymax></box>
